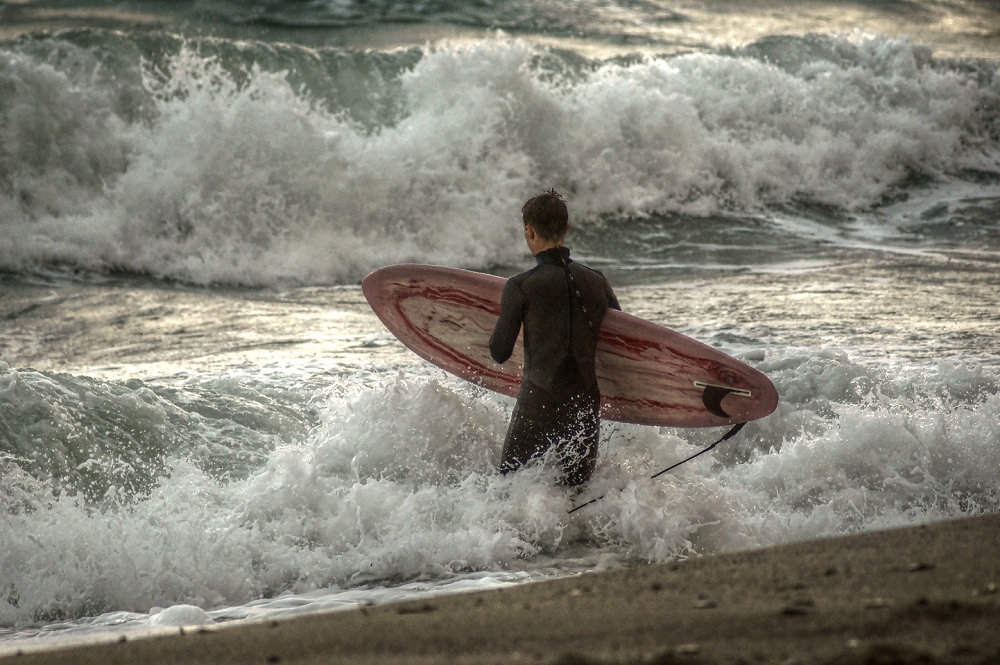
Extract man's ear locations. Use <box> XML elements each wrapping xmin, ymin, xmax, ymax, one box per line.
<box><xmin>524</xmin><ymin>224</ymin><xmax>537</xmax><ymax>241</ymax></box>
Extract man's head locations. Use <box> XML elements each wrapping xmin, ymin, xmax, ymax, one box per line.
<box><xmin>521</xmin><ymin>189</ymin><xmax>569</xmax><ymax>243</ymax></box>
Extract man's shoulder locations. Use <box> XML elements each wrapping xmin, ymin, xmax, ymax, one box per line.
<box><xmin>568</xmin><ymin>260</ymin><xmax>609</xmax><ymax>284</ymax></box>
<box><xmin>574</xmin><ymin>262</ymin><xmax>605</xmax><ymax>277</ymax></box>
<box><xmin>508</xmin><ymin>263</ymin><xmax>546</xmax><ymax>286</ymax></box>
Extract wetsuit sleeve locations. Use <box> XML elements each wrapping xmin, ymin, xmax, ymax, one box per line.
<box><xmin>604</xmin><ymin>275</ymin><xmax>621</xmax><ymax>311</ymax></box>
<box><xmin>490</xmin><ymin>279</ymin><xmax>525</xmax><ymax>364</ymax></box>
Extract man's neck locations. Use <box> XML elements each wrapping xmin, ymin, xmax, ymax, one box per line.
<box><xmin>534</xmin><ymin>246</ymin><xmax>571</xmax><ymax>265</ymax></box>
<box><xmin>531</xmin><ymin>242</ymin><xmax>563</xmax><ymax>256</ymax></box>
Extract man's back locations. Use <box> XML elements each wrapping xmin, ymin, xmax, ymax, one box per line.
<box><xmin>490</xmin><ymin>247</ymin><xmax>620</xmax><ymax>392</ymax></box>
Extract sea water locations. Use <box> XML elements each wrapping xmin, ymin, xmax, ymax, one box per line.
<box><xmin>1</xmin><ymin>0</ymin><xmax>999</xmax><ymax>652</ymax></box>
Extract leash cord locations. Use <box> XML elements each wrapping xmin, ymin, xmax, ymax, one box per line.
<box><xmin>567</xmin><ymin>422</ymin><xmax>746</xmax><ymax>515</ymax></box>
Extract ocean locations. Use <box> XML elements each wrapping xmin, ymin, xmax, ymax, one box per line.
<box><xmin>1</xmin><ymin>0</ymin><xmax>999</xmax><ymax>652</ymax></box>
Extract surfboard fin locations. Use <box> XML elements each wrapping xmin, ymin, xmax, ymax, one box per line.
<box><xmin>700</xmin><ymin>384</ymin><xmax>737</xmax><ymax>418</ymax></box>
<box><xmin>694</xmin><ymin>381</ymin><xmax>752</xmax><ymax>419</ymax></box>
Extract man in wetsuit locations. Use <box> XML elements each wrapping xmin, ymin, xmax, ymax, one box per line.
<box><xmin>489</xmin><ymin>190</ymin><xmax>620</xmax><ymax>486</ymax></box>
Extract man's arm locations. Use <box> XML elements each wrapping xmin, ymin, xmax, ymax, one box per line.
<box><xmin>490</xmin><ymin>279</ymin><xmax>524</xmax><ymax>364</ymax></box>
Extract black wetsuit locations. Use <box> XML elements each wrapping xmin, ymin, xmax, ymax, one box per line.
<box><xmin>489</xmin><ymin>247</ymin><xmax>620</xmax><ymax>486</ymax></box>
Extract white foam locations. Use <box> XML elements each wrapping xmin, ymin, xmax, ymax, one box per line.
<box><xmin>1</xmin><ymin>355</ymin><xmax>997</xmax><ymax>628</ymax></box>
<box><xmin>0</xmin><ymin>35</ymin><xmax>997</xmax><ymax>285</ymax></box>
<box><xmin>147</xmin><ymin>605</ymin><xmax>213</xmax><ymax>626</ymax></box>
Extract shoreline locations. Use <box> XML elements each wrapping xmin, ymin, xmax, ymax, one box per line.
<box><xmin>5</xmin><ymin>513</ymin><xmax>999</xmax><ymax>665</ymax></box>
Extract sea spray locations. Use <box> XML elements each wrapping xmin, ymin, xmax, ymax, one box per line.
<box><xmin>1</xmin><ymin>32</ymin><xmax>997</xmax><ymax>285</ymax></box>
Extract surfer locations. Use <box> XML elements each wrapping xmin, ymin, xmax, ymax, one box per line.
<box><xmin>490</xmin><ymin>190</ymin><xmax>620</xmax><ymax>486</ymax></box>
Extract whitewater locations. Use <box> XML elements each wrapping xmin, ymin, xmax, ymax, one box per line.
<box><xmin>1</xmin><ymin>0</ymin><xmax>999</xmax><ymax>651</ymax></box>
<box><xmin>2</xmin><ymin>30</ymin><xmax>998</xmax><ymax>285</ymax></box>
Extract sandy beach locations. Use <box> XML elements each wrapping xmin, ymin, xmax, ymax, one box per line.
<box><xmin>4</xmin><ymin>513</ymin><xmax>998</xmax><ymax>665</ymax></box>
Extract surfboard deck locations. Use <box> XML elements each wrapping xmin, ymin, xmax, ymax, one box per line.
<box><xmin>362</xmin><ymin>264</ymin><xmax>778</xmax><ymax>428</ymax></box>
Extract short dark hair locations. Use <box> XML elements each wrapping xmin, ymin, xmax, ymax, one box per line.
<box><xmin>521</xmin><ymin>189</ymin><xmax>568</xmax><ymax>240</ymax></box>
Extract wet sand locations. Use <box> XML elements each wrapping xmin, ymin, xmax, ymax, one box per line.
<box><xmin>5</xmin><ymin>513</ymin><xmax>999</xmax><ymax>665</ymax></box>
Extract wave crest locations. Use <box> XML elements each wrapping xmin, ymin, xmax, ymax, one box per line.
<box><xmin>0</xmin><ymin>32</ymin><xmax>997</xmax><ymax>285</ymax></box>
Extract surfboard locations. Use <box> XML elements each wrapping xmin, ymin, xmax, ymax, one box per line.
<box><xmin>362</xmin><ymin>264</ymin><xmax>778</xmax><ymax>428</ymax></box>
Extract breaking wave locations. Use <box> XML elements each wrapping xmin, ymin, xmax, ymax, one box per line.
<box><xmin>0</xmin><ymin>31</ymin><xmax>998</xmax><ymax>285</ymax></box>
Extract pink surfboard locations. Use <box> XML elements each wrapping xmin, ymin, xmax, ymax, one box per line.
<box><xmin>362</xmin><ymin>264</ymin><xmax>778</xmax><ymax>428</ymax></box>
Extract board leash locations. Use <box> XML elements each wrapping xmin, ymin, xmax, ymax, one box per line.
<box><xmin>567</xmin><ymin>422</ymin><xmax>746</xmax><ymax>515</ymax></box>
